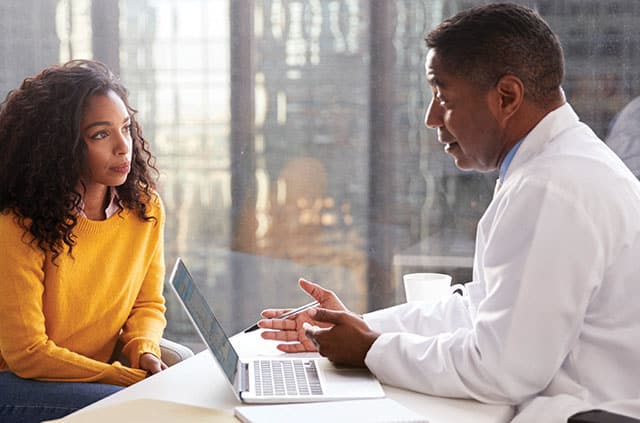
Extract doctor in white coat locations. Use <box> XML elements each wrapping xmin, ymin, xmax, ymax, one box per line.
<box><xmin>259</xmin><ymin>4</ymin><xmax>640</xmax><ymax>422</ymax></box>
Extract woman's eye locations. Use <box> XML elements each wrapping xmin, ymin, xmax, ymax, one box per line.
<box><xmin>91</xmin><ymin>131</ymin><xmax>108</xmax><ymax>140</ymax></box>
<box><xmin>122</xmin><ymin>124</ymin><xmax>132</xmax><ymax>135</ymax></box>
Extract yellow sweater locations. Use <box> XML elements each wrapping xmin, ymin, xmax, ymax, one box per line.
<box><xmin>0</xmin><ymin>195</ymin><xmax>166</xmax><ymax>386</ymax></box>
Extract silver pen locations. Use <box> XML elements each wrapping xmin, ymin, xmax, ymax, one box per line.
<box><xmin>243</xmin><ymin>300</ymin><xmax>320</xmax><ymax>333</ymax></box>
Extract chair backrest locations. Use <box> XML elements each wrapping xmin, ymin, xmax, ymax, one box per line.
<box><xmin>159</xmin><ymin>338</ymin><xmax>194</xmax><ymax>367</ymax></box>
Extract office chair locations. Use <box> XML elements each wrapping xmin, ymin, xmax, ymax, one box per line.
<box><xmin>159</xmin><ymin>337</ymin><xmax>194</xmax><ymax>366</ymax></box>
<box><xmin>113</xmin><ymin>337</ymin><xmax>194</xmax><ymax>367</ymax></box>
<box><xmin>569</xmin><ymin>409</ymin><xmax>640</xmax><ymax>423</ymax></box>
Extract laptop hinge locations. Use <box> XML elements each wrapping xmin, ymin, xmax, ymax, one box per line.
<box><xmin>239</xmin><ymin>362</ymin><xmax>250</xmax><ymax>393</ymax></box>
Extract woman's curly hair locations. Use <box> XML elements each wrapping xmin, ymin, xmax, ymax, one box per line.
<box><xmin>0</xmin><ymin>60</ymin><xmax>159</xmax><ymax>261</ymax></box>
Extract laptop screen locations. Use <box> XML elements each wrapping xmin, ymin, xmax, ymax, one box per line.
<box><xmin>170</xmin><ymin>258</ymin><xmax>239</xmax><ymax>384</ymax></box>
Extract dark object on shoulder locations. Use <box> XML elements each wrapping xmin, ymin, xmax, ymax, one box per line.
<box><xmin>568</xmin><ymin>409</ymin><xmax>640</xmax><ymax>423</ymax></box>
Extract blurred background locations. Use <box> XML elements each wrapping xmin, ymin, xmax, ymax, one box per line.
<box><xmin>2</xmin><ymin>0</ymin><xmax>639</xmax><ymax>352</ymax></box>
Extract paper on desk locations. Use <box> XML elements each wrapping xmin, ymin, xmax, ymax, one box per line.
<box><xmin>235</xmin><ymin>398</ymin><xmax>428</xmax><ymax>423</ymax></box>
<box><xmin>231</xmin><ymin>330</ymin><xmax>319</xmax><ymax>358</ymax></box>
<box><xmin>45</xmin><ymin>398</ymin><xmax>238</xmax><ymax>422</ymax></box>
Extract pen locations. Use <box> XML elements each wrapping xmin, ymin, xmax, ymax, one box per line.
<box><xmin>243</xmin><ymin>300</ymin><xmax>320</xmax><ymax>333</ymax></box>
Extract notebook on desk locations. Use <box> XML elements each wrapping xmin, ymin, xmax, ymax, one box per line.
<box><xmin>235</xmin><ymin>398</ymin><xmax>428</xmax><ymax>423</ymax></box>
<box><xmin>169</xmin><ymin>257</ymin><xmax>385</xmax><ymax>404</ymax></box>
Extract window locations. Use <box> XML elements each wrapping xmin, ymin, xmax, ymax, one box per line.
<box><xmin>2</xmin><ymin>0</ymin><xmax>639</xmax><ymax>351</ymax></box>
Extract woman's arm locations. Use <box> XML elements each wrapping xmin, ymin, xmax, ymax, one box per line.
<box><xmin>0</xmin><ymin>214</ymin><xmax>147</xmax><ymax>386</ymax></box>
<box><xmin>119</xmin><ymin>195</ymin><xmax>167</xmax><ymax>369</ymax></box>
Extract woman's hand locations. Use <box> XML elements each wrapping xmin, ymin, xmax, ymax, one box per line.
<box><xmin>139</xmin><ymin>352</ymin><xmax>167</xmax><ymax>375</ymax></box>
<box><xmin>258</xmin><ymin>279</ymin><xmax>348</xmax><ymax>353</ymax></box>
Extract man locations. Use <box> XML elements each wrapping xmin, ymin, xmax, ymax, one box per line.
<box><xmin>606</xmin><ymin>96</ymin><xmax>640</xmax><ymax>179</ymax></box>
<box><xmin>259</xmin><ymin>3</ymin><xmax>640</xmax><ymax>421</ymax></box>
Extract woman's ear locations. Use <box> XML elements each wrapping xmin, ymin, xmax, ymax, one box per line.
<box><xmin>495</xmin><ymin>74</ymin><xmax>524</xmax><ymax>122</ymax></box>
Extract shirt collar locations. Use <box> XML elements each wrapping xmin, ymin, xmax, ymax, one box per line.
<box><xmin>78</xmin><ymin>187</ymin><xmax>122</xmax><ymax>219</ymax></box>
<box><xmin>104</xmin><ymin>188</ymin><xmax>122</xmax><ymax>218</ymax></box>
<box><xmin>499</xmin><ymin>138</ymin><xmax>525</xmax><ymax>181</ymax></box>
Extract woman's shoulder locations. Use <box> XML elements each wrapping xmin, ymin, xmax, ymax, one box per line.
<box><xmin>119</xmin><ymin>187</ymin><xmax>164</xmax><ymax>218</ymax></box>
<box><xmin>146</xmin><ymin>189</ymin><xmax>164</xmax><ymax>214</ymax></box>
<box><xmin>0</xmin><ymin>210</ymin><xmax>38</xmax><ymax>250</ymax></box>
<box><xmin>0</xmin><ymin>209</ymin><xmax>27</xmax><ymax>232</ymax></box>
<box><xmin>128</xmin><ymin>188</ymin><xmax>164</xmax><ymax>223</ymax></box>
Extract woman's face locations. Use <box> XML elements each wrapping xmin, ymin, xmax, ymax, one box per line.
<box><xmin>80</xmin><ymin>90</ymin><xmax>133</xmax><ymax>191</ymax></box>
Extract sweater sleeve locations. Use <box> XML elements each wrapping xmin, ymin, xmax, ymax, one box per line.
<box><xmin>120</xmin><ymin>196</ymin><xmax>167</xmax><ymax>368</ymax></box>
<box><xmin>0</xmin><ymin>214</ymin><xmax>147</xmax><ymax>386</ymax></box>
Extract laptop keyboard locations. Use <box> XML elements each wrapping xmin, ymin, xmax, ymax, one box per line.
<box><xmin>253</xmin><ymin>359</ymin><xmax>323</xmax><ymax>396</ymax></box>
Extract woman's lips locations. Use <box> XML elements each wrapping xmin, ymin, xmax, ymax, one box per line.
<box><xmin>110</xmin><ymin>162</ymin><xmax>130</xmax><ymax>173</ymax></box>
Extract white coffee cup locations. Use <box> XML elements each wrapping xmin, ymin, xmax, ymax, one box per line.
<box><xmin>403</xmin><ymin>273</ymin><xmax>464</xmax><ymax>303</ymax></box>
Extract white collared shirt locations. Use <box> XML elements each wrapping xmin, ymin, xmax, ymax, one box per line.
<box><xmin>77</xmin><ymin>187</ymin><xmax>122</xmax><ymax>218</ymax></box>
<box><xmin>363</xmin><ymin>103</ymin><xmax>640</xmax><ymax>422</ymax></box>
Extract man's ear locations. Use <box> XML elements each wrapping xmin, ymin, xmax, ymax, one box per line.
<box><xmin>495</xmin><ymin>75</ymin><xmax>524</xmax><ymax>123</ymax></box>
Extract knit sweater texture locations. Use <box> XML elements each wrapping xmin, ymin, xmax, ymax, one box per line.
<box><xmin>0</xmin><ymin>195</ymin><xmax>166</xmax><ymax>386</ymax></box>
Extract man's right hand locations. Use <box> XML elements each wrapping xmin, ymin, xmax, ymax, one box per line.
<box><xmin>258</xmin><ymin>279</ymin><xmax>348</xmax><ymax>353</ymax></box>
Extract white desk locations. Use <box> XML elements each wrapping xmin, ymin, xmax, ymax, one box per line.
<box><xmin>70</xmin><ymin>332</ymin><xmax>514</xmax><ymax>423</ymax></box>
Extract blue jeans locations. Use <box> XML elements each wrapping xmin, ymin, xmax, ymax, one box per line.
<box><xmin>0</xmin><ymin>371</ymin><xmax>122</xmax><ymax>423</ymax></box>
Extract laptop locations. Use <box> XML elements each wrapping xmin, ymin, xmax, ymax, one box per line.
<box><xmin>169</xmin><ymin>257</ymin><xmax>385</xmax><ymax>404</ymax></box>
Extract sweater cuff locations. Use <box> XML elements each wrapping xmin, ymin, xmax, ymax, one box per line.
<box><xmin>105</xmin><ymin>361</ymin><xmax>148</xmax><ymax>386</ymax></box>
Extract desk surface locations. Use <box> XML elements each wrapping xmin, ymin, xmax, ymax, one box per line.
<box><xmin>73</xmin><ymin>332</ymin><xmax>514</xmax><ymax>423</ymax></box>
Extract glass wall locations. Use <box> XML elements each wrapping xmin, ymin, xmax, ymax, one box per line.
<box><xmin>2</xmin><ymin>0</ymin><xmax>639</xmax><ymax>351</ymax></box>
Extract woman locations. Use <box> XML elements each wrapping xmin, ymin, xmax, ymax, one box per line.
<box><xmin>0</xmin><ymin>60</ymin><xmax>167</xmax><ymax>422</ymax></box>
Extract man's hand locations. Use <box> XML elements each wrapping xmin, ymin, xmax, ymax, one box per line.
<box><xmin>259</xmin><ymin>279</ymin><xmax>348</xmax><ymax>353</ymax></box>
<box><xmin>303</xmin><ymin>308</ymin><xmax>380</xmax><ymax>367</ymax></box>
<box><xmin>139</xmin><ymin>352</ymin><xmax>167</xmax><ymax>375</ymax></box>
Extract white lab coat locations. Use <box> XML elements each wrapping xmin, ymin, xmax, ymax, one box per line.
<box><xmin>363</xmin><ymin>103</ymin><xmax>640</xmax><ymax>422</ymax></box>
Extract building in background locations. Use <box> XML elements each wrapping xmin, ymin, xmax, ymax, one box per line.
<box><xmin>1</xmin><ymin>0</ymin><xmax>639</xmax><ymax>347</ymax></box>
<box><xmin>0</xmin><ymin>0</ymin><xmax>58</xmax><ymax>96</ymax></box>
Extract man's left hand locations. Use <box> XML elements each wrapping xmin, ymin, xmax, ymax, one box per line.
<box><xmin>303</xmin><ymin>308</ymin><xmax>380</xmax><ymax>367</ymax></box>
